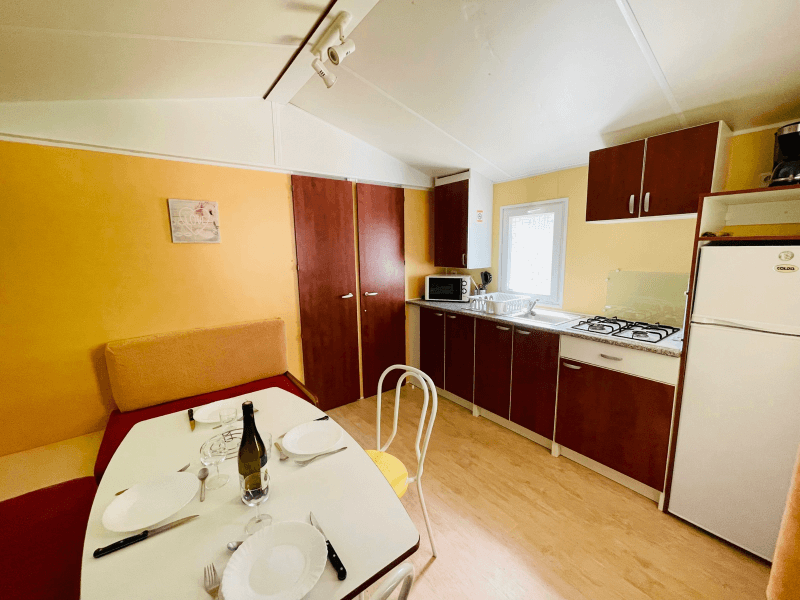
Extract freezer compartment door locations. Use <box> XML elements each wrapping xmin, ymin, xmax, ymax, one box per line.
<box><xmin>692</xmin><ymin>245</ymin><xmax>800</xmax><ymax>334</ymax></box>
<box><xmin>668</xmin><ymin>323</ymin><xmax>800</xmax><ymax>560</ymax></box>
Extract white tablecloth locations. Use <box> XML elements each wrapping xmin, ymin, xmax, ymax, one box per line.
<box><xmin>81</xmin><ymin>387</ymin><xmax>419</xmax><ymax>599</ymax></box>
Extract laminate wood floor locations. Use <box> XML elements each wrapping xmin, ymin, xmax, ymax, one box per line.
<box><xmin>328</xmin><ymin>387</ymin><xmax>770</xmax><ymax>600</ymax></box>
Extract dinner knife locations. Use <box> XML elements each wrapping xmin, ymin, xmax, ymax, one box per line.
<box><xmin>93</xmin><ymin>515</ymin><xmax>199</xmax><ymax>558</ymax></box>
<box><xmin>309</xmin><ymin>512</ymin><xmax>347</xmax><ymax>580</ymax></box>
<box><xmin>279</xmin><ymin>415</ymin><xmax>330</xmax><ymax>439</ymax></box>
<box><xmin>188</xmin><ymin>408</ymin><xmax>195</xmax><ymax>431</ymax></box>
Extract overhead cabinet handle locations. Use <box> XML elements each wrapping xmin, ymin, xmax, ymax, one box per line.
<box><xmin>340</xmin><ymin>293</ymin><xmax>353</xmax><ymax>299</ymax></box>
<box><xmin>364</xmin><ymin>292</ymin><xmax>378</xmax><ymax>296</ymax></box>
<box><xmin>644</xmin><ymin>192</ymin><xmax>650</xmax><ymax>213</ymax></box>
<box><xmin>462</xmin><ymin>253</ymin><xmax>466</xmax><ymax>267</ymax></box>
<box><xmin>562</xmin><ymin>362</ymin><xmax>582</xmax><ymax>370</ymax></box>
<box><xmin>600</xmin><ymin>353</ymin><xmax>622</xmax><ymax>361</ymax></box>
<box><xmin>629</xmin><ymin>194</ymin><xmax>634</xmax><ymax>214</ymax></box>
<box><xmin>496</xmin><ymin>326</ymin><xmax>510</xmax><ymax>331</ymax></box>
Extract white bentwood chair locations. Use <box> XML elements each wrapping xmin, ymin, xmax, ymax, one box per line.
<box><xmin>355</xmin><ymin>562</ymin><xmax>414</xmax><ymax>600</ymax></box>
<box><xmin>366</xmin><ymin>365</ymin><xmax>438</xmax><ymax>557</ymax></box>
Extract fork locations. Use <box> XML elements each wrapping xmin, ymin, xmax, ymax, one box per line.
<box><xmin>295</xmin><ymin>446</ymin><xmax>347</xmax><ymax>466</ymax></box>
<box><xmin>203</xmin><ymin>563</ymin><xmax>220</xmax><ymax>598</ymax></box>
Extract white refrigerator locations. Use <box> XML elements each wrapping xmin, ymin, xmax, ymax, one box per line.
<box><xmin>669</xmin><ymin>245</ymin><xmax>800</xmax><ymax>560</ymax></box>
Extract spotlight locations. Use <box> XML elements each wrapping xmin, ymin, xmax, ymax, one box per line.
<box><xmin>328</xmin><ymin>38</ymin><xmax>356</xmax><ymax>65</ymax></box>
<box><xmin>311</xmin><ymin>57</ymin><xmax>337</xmax><ymax>88</ymax></box>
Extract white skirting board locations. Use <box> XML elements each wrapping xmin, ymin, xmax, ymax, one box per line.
<box><xmin>435</xmin><ymin>387</ymin><xmax>662</xmax><ymax>504</ymax></box>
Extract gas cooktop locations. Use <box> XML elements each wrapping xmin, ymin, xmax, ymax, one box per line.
<box><xmin>570</xmin><ymin>316</ymin><xmax>679</xmax><ymax>343</ymax></box>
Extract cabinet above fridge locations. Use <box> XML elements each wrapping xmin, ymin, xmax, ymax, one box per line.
<box><xmin>434</xmin><ymin>170</ymin><xmax>493</xmax><ymax>269</ymax></box>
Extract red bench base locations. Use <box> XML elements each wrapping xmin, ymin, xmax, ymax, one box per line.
<box><xmin>94</xmin><ymin>374</ymin><xmax>311</xmax><ymax>483</ymax></box>
<box><xmin>0</xmin><ymin>477</ymin><xmax>96</xmax><ymax>600</ymax></box>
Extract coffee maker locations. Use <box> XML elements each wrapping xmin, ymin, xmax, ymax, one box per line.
<box><xmin>769</xmin><ymin>122</ymin><xmax>800</xmax><ymax>186</ymax></box>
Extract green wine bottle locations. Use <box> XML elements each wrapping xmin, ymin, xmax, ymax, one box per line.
<box><xmin>238</xmin><ymin>401</ymin><xmax>268</xmax><ymax>502</ymax></box>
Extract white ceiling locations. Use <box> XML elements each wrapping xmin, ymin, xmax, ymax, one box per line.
<box><xmin>1</xmin><ymin>0</ymin><xmax>799</xmax><ymax>181</ymax></box>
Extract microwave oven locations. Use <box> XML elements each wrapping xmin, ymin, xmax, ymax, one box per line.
<box><xmin>425</xmin><ymin>275</ymin><xmax>471</xmax><ymax>302</ymax></box>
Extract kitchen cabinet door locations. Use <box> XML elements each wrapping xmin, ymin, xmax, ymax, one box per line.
<box><xmin>509</xmin><ymin>328</ymin><xmax>558</xmax><ymax>439</ymax></box>
<box><xmin>586</xmin><ymin>140</ymin><xmax>646</xmax><ymax>222</ymax></box>
<box><xmin>419</xmin><ymin>307</ymin><xmax>445</xmax><ymax>389</ymax></box>
<box><xmin>641</xmin><ymin>122</ymin><xmax>720</xmax><ymax>217</ymax></box>
<box><xmin>474</xmin><ymin>319</ymin><xmax>513</xmax><ymax>417</ymax></box>
<box><xmin>292</xmin><ymin>175</ymin><xmax>361</xmax><ymax>411</ymax></box>
<box><xmin>357</xmin><ymin>183</ymin><xmax>406</xmax><ymax>397</ymax></box>
<box><xmin>434</xmin><ymin>179</ymin><xmax>469</xmax><ymax>268</ymax></box>
<box><xmin>555</xmin><ymin>359</ymin><xmax>674</xmax><ymax>490</ymax></box>
<box><xmin>444</xmin><ymin>313</ymin><xmax>475</xmax><ymax>402</ymax></box>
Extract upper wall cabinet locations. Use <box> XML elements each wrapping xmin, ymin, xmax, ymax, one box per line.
<box><xmin>586</xmin><ymin>121</ymin><xmax>731</xmax><ymax>222</ymax></box>
<box><xmin>434</xmin><ymin>170</ymin><xmax>493</xmax><ymax>268</ymax></box>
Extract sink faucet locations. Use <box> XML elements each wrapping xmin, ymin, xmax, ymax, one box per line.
<box><xmin>529</xmin><ymin>299</ymin><xmax>538</xmax><ymax>316</ymax></box>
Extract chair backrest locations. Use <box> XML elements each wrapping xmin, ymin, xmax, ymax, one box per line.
<box><xmin>376</xmin><ymin>365</ymin><xmax>438</xmax><ymax>483</ymax></box>
<box><xmin>371</xmin><ymin>562</ymin><xmax>414</xmax><ymax>600</ymax></box>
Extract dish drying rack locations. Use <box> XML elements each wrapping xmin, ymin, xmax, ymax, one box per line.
<box><xmin>468</xmin><ymin>292</ymin><xmax>531</xmax><ymax>316</ymax></box>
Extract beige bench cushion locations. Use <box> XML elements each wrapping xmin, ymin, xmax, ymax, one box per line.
<box><xmin>105</xmin><ymin>319</ymin><xmax>288</xmax><ymax>412</ymax></box>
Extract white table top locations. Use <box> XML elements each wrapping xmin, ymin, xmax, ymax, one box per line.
<box><xmin>82</xmin><ymin>388</ymin><xmax>420</xmax><ymax>599</ymax></box>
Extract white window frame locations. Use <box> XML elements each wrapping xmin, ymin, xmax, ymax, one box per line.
<box><xmin>498</xmin><ymin>198</ymin><xmax>569</xmax><ymax>308</ymax></box>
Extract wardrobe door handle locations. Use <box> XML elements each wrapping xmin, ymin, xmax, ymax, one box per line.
<box><xmin>340</xmin><ymin>293</ymin><xmax>353</xmax><ymax>299</ymax></box>
<box><xmin>600</xmin><ymin>353</ymin><xmax>622</xmax><ymax>361</ymax></box>
<box><xmin>629</xmin><ymin>194</ymin><xmax>634</xmax><ymax>214</ymax></box>
<box><xmin>562</xmin><ymin>363</ymin><xmax>582</xmax><ymax>370</ymax></box>
<box><xmin>496</xmin><ymin>326</ymin><xmax>510</xmax><ymax>331</ymax></box>
<box><xmin>644</xmin><ymin>192</ymin><xmax>650</xmax><ymax>213</ymax></box>
<box><xmin>364</xmin><ymin>292</ymin><xmax>378</xmax><ymax>296</ymax></box>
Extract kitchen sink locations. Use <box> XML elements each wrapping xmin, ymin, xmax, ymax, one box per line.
<box><xmin>511</xmin><ymin>309</ymin><xmax>582</xmax><ymax>326</ymax></box>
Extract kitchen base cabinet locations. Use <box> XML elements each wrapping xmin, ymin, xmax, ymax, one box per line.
<box><xmin>419</xmin><ymin>307</ymin><xmax>445</xmax><ymax>389</ymax></box>
<box><xmin>510</xmin><ymin>329</ymin><xmax>558</xmax><ymax>439</ymax></box>
<box><xmin>474</xmin><ymin>320</ymin><xmax>513</xmax><ymax>417</ymax></box>
<box><xmin>444</xmin><ymin>313</ymin><xmax>475</xmax><ymax>402</ymax></box>
<box><xmin>555</xmin><ymin>359</ymin><xmax>674</xmax><ymax>491</ymax></box>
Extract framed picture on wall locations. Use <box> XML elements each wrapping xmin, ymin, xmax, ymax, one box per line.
<box><xmin>168</xmin><ymin>199</ymin><xmax>220</xmax><ymax>243</ymax></box>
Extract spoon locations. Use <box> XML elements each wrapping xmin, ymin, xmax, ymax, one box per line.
<box><xmin>274</xmin><ymin>441</ymin><xmax>289</xmax><ymax>461</ymax></box>
<box><xmin>227</xmin><ymin>541</ymin><xmax>244</xmax><ymax>552</ymax></box>
<box><xmin>198</xmin><ymin>467</ymin><xmax>209</xmax><ymax>502</ymax></box>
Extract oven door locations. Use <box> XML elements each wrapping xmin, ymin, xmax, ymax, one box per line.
<box><xmin>425</xmin><ymin>277</ymin><xmax>468</xmax><ymax>302</ymax></box>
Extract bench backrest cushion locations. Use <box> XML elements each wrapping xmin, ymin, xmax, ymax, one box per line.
<box><xmin>105</xmin><ymin>319</ymin><xmax>288</xmax><ymax>412</ymax></box>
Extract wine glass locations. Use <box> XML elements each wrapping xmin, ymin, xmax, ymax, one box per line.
<box><xmin>200</xmin><ymin>436</ymin><xmax>229</xmax><ymax>490</ymax></box>
<box><xmin>241</xmin><ymin>471</ymin><xmax>272</xmax><ymax>535</ymax></box>
<box><xmin>218</xmin><ymin>407</ymin><xmax>237</xmax><ymax>432</ymax></box>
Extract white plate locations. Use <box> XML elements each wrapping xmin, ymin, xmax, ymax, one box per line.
<box><xmin>221</xmin><ymin>521</ymin><xmax>327</xmax><ymax>600</ymax></box>
<box><xmin>193</xmin><ymin>400</ymin><xmax>242</xmax><ymax>424</ymax></box>
<box><xmin>102</xmin><ymin>472</ymin><xmax>199</xmax><ymax>532</ymax></box>
<box><xmin>281</xmin><ymin>421</ymin><xmax>342</xmax><ymax>457</ymax></box>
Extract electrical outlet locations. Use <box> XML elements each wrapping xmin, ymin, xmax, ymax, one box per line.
<box><xmin>760</xmin><ymin>172</ymin><xmax>772</xmax><ymax>186</ymax></box>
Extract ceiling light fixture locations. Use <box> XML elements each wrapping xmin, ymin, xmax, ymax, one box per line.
<box><xmin>309</xmin><ymin>11</ymin><xmax>354</xmax><ymax>89</ymax></box>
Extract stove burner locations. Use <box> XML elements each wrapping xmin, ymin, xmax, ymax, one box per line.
<box><xmin>572</xmin><ymin>316</ymin><xmax>679</xmax><ymax>343</ymax></box>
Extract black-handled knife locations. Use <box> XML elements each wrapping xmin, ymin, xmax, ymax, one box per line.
<box><xmin>310</xmin><ymin>512</ymin><xmax>347</xmax><ymax>580</ymax></box>
<box><xmin>93</xmin><ymin>515</ymin><xmax>199</xmax><ymax>558</ymax></box>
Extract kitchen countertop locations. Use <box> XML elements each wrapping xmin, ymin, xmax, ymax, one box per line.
<box><xmin>407</xmin><ymin>299</ymin><xmax>683</xmax><ymax>358</ymax></box>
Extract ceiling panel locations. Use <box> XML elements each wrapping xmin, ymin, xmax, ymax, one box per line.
<box><xmin>294</xmin><ymin>0</ymin><xmax>678</xmax><ymax>179</ymax></box>
<box><xmin>0</xmin><ymin>29</ymin><xmax>295</xmax><ymax>100</ymax></box>
<box><xmin>627</xmin><ymin>0</ymin><xmax>800</xmax><ymax>129</ymax></box>
<box><xmin>0</xmin><ymin>0</ymin><xmax>327</xmax><ymax>44</ymax></box>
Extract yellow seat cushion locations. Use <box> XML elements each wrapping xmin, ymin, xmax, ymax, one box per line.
<box><xmin>366</xmin><ymin>450</ymin><xmax>409</xmax><ymax>498</ymax></box>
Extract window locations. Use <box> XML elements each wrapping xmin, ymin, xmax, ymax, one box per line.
<box><xmin>499</xmin><ymin>198</ymin><xmax>568</xmax><ymax>307</ymax></box>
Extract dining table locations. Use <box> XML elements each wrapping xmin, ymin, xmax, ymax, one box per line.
<box><xmin>81</xmin><ymin>387</ymin><xmax>420</xmax><ymax>599</ymax></box>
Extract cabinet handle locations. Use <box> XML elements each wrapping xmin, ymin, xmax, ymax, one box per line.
<box><xmin>364</xmin><ymin>292</ymin><xmax>378</xmax><ymax>296</ymax></box>
<box><xmin>629</xmin><ymin>194</ymin><xmax>634</xmax><ymax>214</ymax></box>
<box><xmin>462</xmin><ymin>253</ymin><xmax>466</xmax><ymax>267</ymax></box>
<box><xmin>517</xmin><ymin>330</ymin><xmax>531</xmax><ymax>335</ymax></box>
<box><xmin>447</xmin><ymin>315</ymin><xmax>456</xmax><ymax>319</ymax></box>
<box><xmin>496</xmin><ymin>326</ymin><xmax>510</xmax><ymax>331</ymax></box>
<box><xmin>644</xmin><ymin>192</ymin><xmax>650</xmax><ymax>213</ymax></box>
<box><xmin>562</xmin><ymin>363</ymin><xmax>582</xmax><ymax>370</ymax></box>
<box><xmin>434</xmin><ymin>312</ymin><xmax>443</xmax><ymax>317</ymax></box>
<box><xmin>340</xmin><ymin>293</ymin><xmax>353</xmax><ymax>299</ymax></box>
<box><xmin>600</xmin><ymin>353</ymin><xmax>622</xmax><ymax>361</ymax></box>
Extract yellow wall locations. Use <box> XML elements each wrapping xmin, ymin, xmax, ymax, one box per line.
<box><xmin>0</xmin><ymin>142</ymin><xmax>303</xmax><ymax>456</ymax></box>
<box><xmin>723</xmin><ymin>128</ymin><xmax>776</xmax><ymax>191</ymax></box>
<box><xmin>404</xmin><ymin>188</ymin><xmax>435</xmax><ymax>301</ymax></box>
